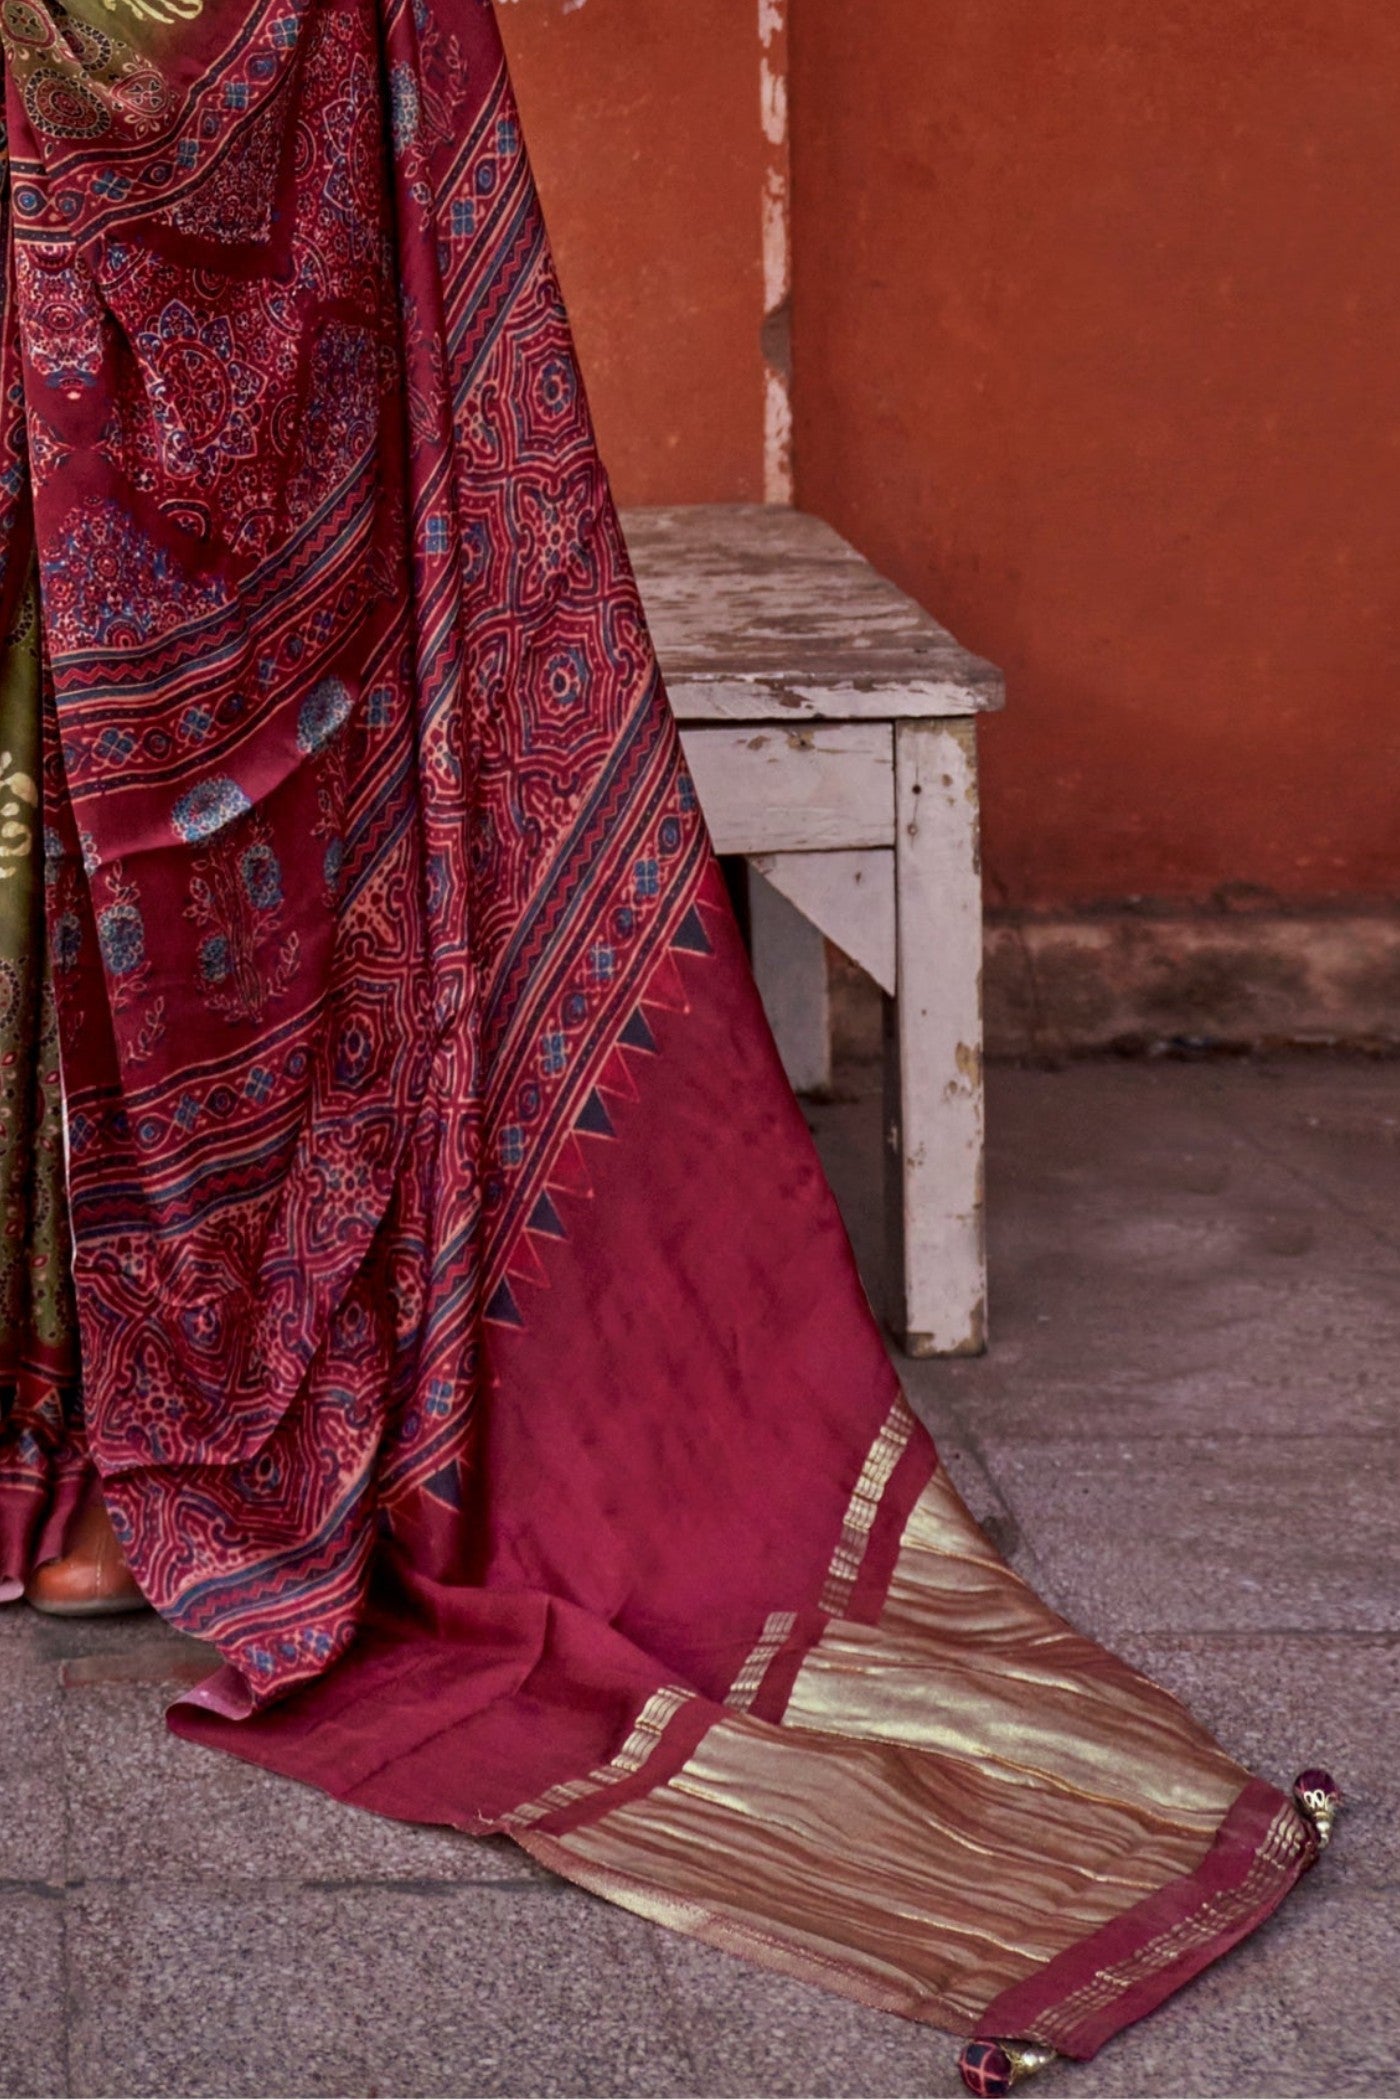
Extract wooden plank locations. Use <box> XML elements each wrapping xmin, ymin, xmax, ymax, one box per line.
<box><xmin>886</xmin><ymin>720</ymin><xmax>988</xmax><ymax>1357</ymax></box>
<box><xmin>661</xmin><ymin>675</ymin><xmax>996</xmax><ymax>726</ymax></box>
<box><xmin>751</xmin><ymin>848</ymin><xmax>896</xmax><ymax>995</ymax></box>
<box><xmin>679</xmin><ymin>723</ymin><xmax>894</xmax><ymax>855</ymax></box>
<box><xmin>748</xmin><ymin>873</ymin><xmax>831</xmax><ymax>1095</ymax></box>
<box><xmin>623</xmin><ymin>504</ymin><xmax>1003</xmax><ymax>719</ymax></box>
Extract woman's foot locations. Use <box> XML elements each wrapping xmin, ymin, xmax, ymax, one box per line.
<box><xmin>25</xmin><ymin>1499</ymin><xmax>147</xmax><ymax>1617</ymax></box>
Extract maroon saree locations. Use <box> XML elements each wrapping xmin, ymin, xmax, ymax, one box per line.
<box><xmin>0</xmin><ymin>0</ymin><xmax>1334</xmax><ymax>2084</ymax></box>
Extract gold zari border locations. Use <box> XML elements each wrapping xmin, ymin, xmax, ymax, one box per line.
<box><xmin>500</xmin><ymin>1683</ymin><xmax>695</xmax><ymax>1832</ymax></box>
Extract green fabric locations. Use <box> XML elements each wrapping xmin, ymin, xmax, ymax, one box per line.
<box><xmin>0</xmin><ymin>573</ymin><xmax>84</xmax><ymax>1581</ymax></box>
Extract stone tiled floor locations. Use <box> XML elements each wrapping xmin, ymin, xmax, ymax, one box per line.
<box><xmin>2</xmin><ymin>1056</ymin><xmax>1396</xmax><ymax>2098</ymax></box>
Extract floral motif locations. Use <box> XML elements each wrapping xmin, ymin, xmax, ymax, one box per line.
<box><xmin>539</xmin><ymin>646</ymin><xmax>588</xmax><ymax>713</ymax></box>
<box><xmin>164</xmin><ymin>89</ymin><xmax>281</xmax><ymax>244</ymax></box>
<box><xmin>297</xmin><ymin>676</ymin><xmax>354</xmax><ymax>755</ymax></box>
<box><xmin>41</xmin><ymin>500</ymin><xmax>229</xmax><ymax>656</ymax></box>
<box><xmin>314</xmin><ymin>46</ymin><xmax>382</xmax><ymax>267</ymax></box>
<box><xmin>135</xmin><ymin>297</ymin><xmax>268</xmax><ymax>483</ymax></box>
<box><xmin>26</xmin><ymin>410</ymin><xmax>74</xmax><ymax>488</ymax></box>
<box><xmin>95</xmin><ymin>246</ymin><xmax>305</xmax><ymax>558</ymax></box>
<box><xmin>239</xmin><ymin>838</ymin><xmax>283</xmax><ymax>912</ymax></box>
<box><xmin>184</xmin><ymin>809</ymin><xmax>299</xmax><ymax>1023</ymax></box>
<box><xmin>389</xmin><ymin>64</ymin><xmax>420</xmax><ymax>154</ymax></box>
<box><xmin>52</xmin><ymin>911</ymin><xmax>83</xmax><ymax>972</ymax></box>
<box><xmin>96</xmin><ymin>900</ymin><xmax>145</xmax><ymax>976</ymax></box>
<box><xmin>171</xmin><ymin>775</ymin><xmax>251</xmax><ymax>844</ymax></box>
<box><xmin>110</xmin><ymin>66</ymin><xmax>172</xmax><ymax>130</ymax></box>
<box><xmin>16</xmin><ymin>246</ymin><xmax>106</xmax><ymax>396</ymax></box>
<box><xmin>198</xmin><ymin>933</ymin><xmax>231</xmax><ymax>987</ymax></box>
<box><xmin>92</xmin><ymin>863</ymin><xmax>162</xmax><ymax>1047</ymax></box>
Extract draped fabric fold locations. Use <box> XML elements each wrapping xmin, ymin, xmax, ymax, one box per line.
<box><xmin>0</xmin><ymin>0</ymin><xmax>1323</xmax><ymax>2069</ymax></box>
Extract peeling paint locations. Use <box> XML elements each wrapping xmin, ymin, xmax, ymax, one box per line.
<box><xmin>758</xmin><ymin>0</ymin><xmax>793</xmax><ymax>503</ymax></box>
<box><xmin>905</xmin><ymin>1298</ymin><xmax>986</xmax><ymax>1359</ymax></box>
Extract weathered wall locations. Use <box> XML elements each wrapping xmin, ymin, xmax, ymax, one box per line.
<box><xmin>496</xmin><ymin>0</ymin><xmax>768</xmax><ymax>505</ymax></box>
<box><xmin>790</xmin><ymin>1</ymin><xmax>1400</xmax><ymax>911</ymax></box>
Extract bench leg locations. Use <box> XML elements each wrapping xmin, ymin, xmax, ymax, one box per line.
<box><xmin>886</xmin><ymin>719</ymin><xmax>988</xmax><ymax>1356</ymax></box>
<box><xmin>748</xmin><ymin>865</ymin><xmax>832</xmax><ymax>1096</ymax></box>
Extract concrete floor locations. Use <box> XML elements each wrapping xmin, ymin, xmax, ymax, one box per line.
<box><xmin>2</xmin><ymin>1056</ymin><xmax>1397</xmax><ymax>2099</ymax></box>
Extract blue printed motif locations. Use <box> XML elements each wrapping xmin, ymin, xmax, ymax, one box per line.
<box><xmin>240</xmin><ymin>839</ymin><xmax>283</xmax><ymax>912</ymax></box>
<box><xmin>542</xmin><ymin>646</ymin><xmax>588</xmax><ymax>711</ymax></box>
<box><xmin>179</xmin><ymin>703</ymin><xmax>215</xmax><ymax>744</ymax></box>
<box><xmin>297</xmin><ymin>676</ymin><xmax>354</xmax><ymax>754</ymax></box>
<box><xmin>96</xmin><ymin>901</ymin><xmax>145</xmax><ymax>978</ymax></box>
<box><xmin>334</xmin><ymin>1020</ymin><xmax>374</xmax><ymax>1089</ymax></box>
<box><xmin>534</xmin><ymin>355</ymin><xmax>576</xmax><ymax>421</ymax></box>
<box><xmin>172</xmin><ymin>775</ymin><xmax>251</xmax><ymax>843</ymax></box>
<box><xmin>198</xmin><ymin>933</ymin><xmax>232</xmax><ymax>986</ymax></box>
<box><xmin>41</xmin><ymin>500</ymin><xmax>230</xmax><ymax>659</ymax></box>
<box><xmin>389</xmin><ymin>65</ymin><xmax>420</xmax><ymax>154</ymax></box>
<box><xmin>135</xmin><ymin>299</ymin><xmax>267</xmax><ymax>483</ymax></box>
<box><xmin>53</xmin><ymin>911</ymin><xmax>83</xmax><ymax>970</ymax></box>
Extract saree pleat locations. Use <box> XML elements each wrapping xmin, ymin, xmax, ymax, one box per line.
<box><xmin>0</xmin><ymin>0</ymin><xmax>1325</xmax><ymax>2069</ymax></box>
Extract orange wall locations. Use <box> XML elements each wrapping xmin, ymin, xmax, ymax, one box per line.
<box><xmin>791</xmin><ymin>2</ymin><xmax>1400</xmax><ymax>909</ymax></box>
<box><xmin>498</xmin><ymin>4</ymin><xmax>1400</xmax><ymax>911</ymax></box>
<box><xmin>497</xmin><ymin>0</ymin><xmax>767</xmax><ymax>506</ymax></box>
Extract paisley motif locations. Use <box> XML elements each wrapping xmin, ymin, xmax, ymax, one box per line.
<box><xmin>0</xmin><ymin>0</ymin><xmax>54</xmax><ymax>48</ymax></box>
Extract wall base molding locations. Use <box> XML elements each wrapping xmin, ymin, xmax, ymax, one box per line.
<box><xmin>832</xmin><ymin>911</ymin><xmax>1400</xmax><ymax>1062</ymax></box>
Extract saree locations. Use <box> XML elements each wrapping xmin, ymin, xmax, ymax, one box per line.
<box><xmin>0</xmin><ymin>0</ymin><xmax>1335</xmax><ymax>2085</ymax></box>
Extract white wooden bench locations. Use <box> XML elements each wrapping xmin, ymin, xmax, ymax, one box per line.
<box><xmin>622</xmin><ymin>504</ymin><xmax>1004</xmax><ymax>1358</ymax></box>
